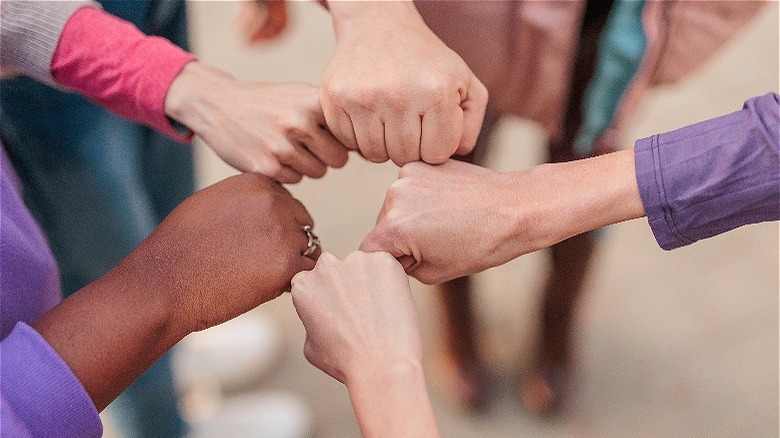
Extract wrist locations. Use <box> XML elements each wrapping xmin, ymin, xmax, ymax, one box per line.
<box><xmin>328</xmin><ymin>0</ymin><xmax>420</xmax><ymax>39</ymax></box>
<box><xmin>346</xmin><ymin>356</ymin><xmax>438</xmax><ymax>436</ymax></box>
<box><xmin>32</xmin><ymin>266</ymin><xmax>185</xmax><ymax>410</ymax></box>
<box><xmin>345</xmin><ymin>354</ymin><xmax>424</xmax><ymax>391</ymax></box>
<box><xmin>164</xmin><ymin>62</ymin><xmax>235</xmax><ymax>137</ymax></box>
<box><xmin>505</xmin><ymin>149</ymin><xmax>645</xmax><ymax>252</ymax></box>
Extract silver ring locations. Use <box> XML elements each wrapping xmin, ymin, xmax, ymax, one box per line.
<box><xmin>302</xmin><ymin>225</ymin><xmax>320</xmax><ymax>257</ymax></box>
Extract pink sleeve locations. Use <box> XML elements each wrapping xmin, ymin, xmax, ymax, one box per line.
<box><xmin>50</xmin><ymin>7</ymin><xmax>196</xmax><ymax>142</ymax></box>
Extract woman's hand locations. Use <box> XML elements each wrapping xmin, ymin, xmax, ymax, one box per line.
<box><xmin>126</xmin><ymin>172</ymin><xmax>320</xmax><ymax>332</ymax></box>
<box><xmin>34</xmin><ymin>173</ymin><xmax>321</xmax><ymax>410</ymax></box>
<box><xmin>361</xmin><ymin>151</ymin><xmax>645</xmax><ymax>284</ymax></box>
<box><xmin>320</xmin><ymin>1</ymin><xmax>487</xmax><ymax>166</ymax></box>
<box><xmin>166</xmin><ymin>62</ymin><xmax>349</xmax><ymax>183</ymax></box>
<box><xmin>291</xmin><ymin>251</ymin><xmax>421</xmax><ymax>383</ymax></box>
<box><xmin>291</xmin><ymin>251</ymin><xmax>439</xmax><ymax>437</ymax></box>
<box><xmin>360</xmin><ymin>160</ymin><xmax>526</xmax><ymax>284</ymax></box>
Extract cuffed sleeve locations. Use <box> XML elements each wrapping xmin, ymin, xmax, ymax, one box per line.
<box><xmin>0</xmin><ymin>1</ymin><xmax>99</xmax><ymax>86</ymax></box>
<box><xmin>50</xmin><ymin>7</ymin><xmax>196</xmax><ymax>142</ymax></box>
<box><xmin>1</xmin><ymin>322</ymin><xmax>102</xmax><ymax>437</ymax></box>
<box><xmin>635</xmin><ymin>93</ymin><xmax>780</xmax><ymax>250</ymax></box>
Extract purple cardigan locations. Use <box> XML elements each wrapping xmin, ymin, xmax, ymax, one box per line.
<box><xmin>635</xmin><ymin>93</ymin><xmax>779</xmax><ymax>250</ymax></box>
<box><xmin>0</xmin><ymin>150</ymin><xmax>102</xmax><ymax>437</ymax></box>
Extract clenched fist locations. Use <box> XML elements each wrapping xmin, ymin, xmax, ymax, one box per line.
<box><xmin>110</xmin><ymin>173</ymin><xmax>320</xmax><ymax>333</ymax></box>
<box><xmin>320</xmin><ymin>1</ymin><xmax>488</xmax><ymax>166</ymax></box>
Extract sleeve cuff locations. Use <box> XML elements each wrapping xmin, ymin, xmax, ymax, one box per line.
<box><xmin>634</xmin><ymin>134</ymin><xmax>690</xmax><ymax>250</ymax></box>
<box><xmin>1</xmin><ymin>322</ymin><xmax>102</xmax><ymax>438</ymax></box>
<box><xmin>51</xmin><ymin>7</ymin><xmax>197</xmax><ymax>142</ymax></box>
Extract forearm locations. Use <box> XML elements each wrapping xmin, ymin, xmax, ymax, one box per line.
<box><xmin>32</xmin><ymin>267</ymin><xmax>186</xmax><ymax>411</ymax></box>
<box><xmin>346</xmin><ymin>358</ymin><xmax>440</xmax><ymax>438</ymax></box>
<box><xmin>164</xmin><ymin>62</ymin><xmax>236</xmax><ymax>139</ymax></box>
<box><xmin>326</xmin><ymin>0</ymin><xmax>421</xmax><ymax>39</ymax></box>
<box><xmin>51</xmin><ymin>6</ymin><xmax>196</xmax><ymax>141</ymax></box>
<box><xmin>504</xmin><ymin>148</ymin><xmax>645</xmax><ymax>254</ymax></box>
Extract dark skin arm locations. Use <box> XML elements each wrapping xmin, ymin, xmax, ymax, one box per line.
<box><xmin>33</xmin><ymin>173</ymin><xmax>318</xmax><ymax>410</ymax></box>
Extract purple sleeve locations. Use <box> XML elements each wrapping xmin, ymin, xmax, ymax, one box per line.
<box><xmin>634</xmin><ymin>92</ymin><xmax>780</xmax><ymax>250</ymax></box>
<box><xmin>1</xmin><ymin>323</ymin><xmax>102</xmax><ymax>437</ymax></box>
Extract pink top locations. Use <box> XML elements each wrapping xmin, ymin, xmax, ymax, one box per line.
<box><xmin>51</xmin><ymin>6</ymin><xmax>196</xmax><ymax>142</ymax></box>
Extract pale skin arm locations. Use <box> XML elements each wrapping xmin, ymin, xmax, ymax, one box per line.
<box><xmin>164</xmin><ymin>62</ymin><xmax>348</xmax><ymax>183</ymax></box>
<box><xmin>361</xmin><ymin>148</ymin><xmax>645</xmax><ymax>284</ymax></box>
<box><xmin>320</xmin><ymin>0</ymin><xmax>488</xmax><ymax>166</ymax></box>
<box><xmin>291</xmin><ymin>252</ymin><xmax>440</xmax><ymax>437</ymax></box>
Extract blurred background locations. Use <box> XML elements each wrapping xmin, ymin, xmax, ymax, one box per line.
<box><xmin>112</xmin><ymin>1</ymin><xmax>778</xmax><ymax>437</ymax></box>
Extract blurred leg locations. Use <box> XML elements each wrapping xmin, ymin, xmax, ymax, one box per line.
<box><xmin>520</xmin><ymin>0</ymin><xmax>613</xmax><ymax>416</ymax></box>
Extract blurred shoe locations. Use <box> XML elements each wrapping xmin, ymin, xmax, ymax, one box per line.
<box><xmin>433</xmin><ymin>349</ymin><xmax>489</xmax><ymax>412</ymax></box>
<box><xmin>519</xmin><ymin>362</ymin><xmax>572</xmax><ymax>417</ymax></box>
<box><xmin>188</xmin><ymin>391</ymin><xmax>313</xmax><ymax>438</ymax></box>
<box><xmin>172</xmin><ymin>312</ymin><xmax>283</xmax><ymax>392</ymax></box>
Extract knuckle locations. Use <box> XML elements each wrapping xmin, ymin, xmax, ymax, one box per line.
<box><xmin>319</xmin><ymin>252</ymin><xmax>339</xmax><ymax>266</ymax></box>
<box><xmin>303</xmin><ymin>342</ymin><xmax>318</xmax><ymax>365</ymax></box>
<box><xmin>374</xmin><ymin>251</ymin><xmax>397</xmax><ymax>266</ymax></box>
<box><xmin>279</xmin><ymin>112</ymin><xmax>306</xmax><ymax>134</ymax></box>
<box><xmin>423</xmin><ymin>77</ymin><xmax>451</xmax><ymax>104</ymax></box>
<box><xmin>361</xmin><ymin>145</ymin><xmax>389</xmax><ymax>163</ymax></box>
<box><xmin>382</xmin><ymin>210</ymin><xmax>407</xmax><ymax>241</ymax></box>
<box><xmin>272</xmin><ymin>143</ymin><xmax>296</xmax><ymax>163</ymax></box>
<box><xmin>325</xmin><ymin>81</ymin><xmax>349</xmax><ymax>104</ymax></box>
<box><xmin>398</xmin><ymin>161</ymin><xmax>422</xmax><ymax>178</ymax></box>
<box><xmin>256</xmin><ymin>159</ymin><xmax>282</xmax><ymax>177</ymax></box>
<box><xmin>422</xmin><ymin>147</ymin><xmax>452</xmax><ymax>165</ymax></box>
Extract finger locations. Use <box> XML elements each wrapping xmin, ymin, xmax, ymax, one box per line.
<box><xmin>286</xmin><ymin>196</ymin><xmax>314</xmax><ymax>228</ymax></box>
<box><xmin>397</xmin><ymin>255</ymin><xmax>416</xmax><ymax>270</ymax></box>
<box><xmin>298</xmin><ymin>253</ymin><xmax>317</xmax><ymax>270</ymax></box>
<box><xmin>353</xmin><ymin>111</ymin><xmax>388</xmax><ymax>163</ymax></box>
<box><xmin>384</xmin><ymin>114</ymin><xmax>422</xmax><ymax>166</ymax></box>
<box><xmin>279</xmin><ymin>141</ymin><xmax>328</xmax><ymax>179</ymax></box>
<box><xmin>360</xmin><ymin>228</ymin><xmax>421</xmax><ymax>274</ymax></box>
<box><xmin>304</xmin><ymin>124</ymin><xmax>350</xmax><ymax>169</ymax></box>
<box><xmin>360</xmin><ymin>224</ymin><xmax>402</xmax><ymax>257</ymax></box>
<box><xmin>320</xmin><ymin>90</ymin><xmax>359</xmax><ymax>151</ymax></box>
<box><xmin>456</xmin><ymin>76</ymin><xmax>488</xmax><ymax>155</ymax></box>
<box><xmin>272</xmin><ymin>165</ymin><xmax>303</xmax><ymax>184</ymax></box>
<box><xmin>420</xmin><ymin>104</ymin><xmax>462</xmax><ymax>164</ymax></box>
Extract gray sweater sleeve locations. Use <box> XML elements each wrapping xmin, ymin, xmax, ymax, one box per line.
<box><xmin>0</xmin><ymin>0</ymin><xmax>99</xmax><ymax>86</ymax></box>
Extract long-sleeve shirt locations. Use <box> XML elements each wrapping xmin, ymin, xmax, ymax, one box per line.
<box><xmin>1</xmin><ymin>3</ymin><xmax>195</xmax><ymax>436</ymax></box>
<box><xmin>635</xmin><ymin>92</ymin><xmax>780</xmax><ymax>250</ymax></box>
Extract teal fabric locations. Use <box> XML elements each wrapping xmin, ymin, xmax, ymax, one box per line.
<box><xmin>575</xmin><ymin>0</ymin><xmax>647</xmax><ymax>157</ymax></box>
<box><xmin>0</xmin><ymin>1</ymin><xmax>191</xmax><ymax>437</ymax></box>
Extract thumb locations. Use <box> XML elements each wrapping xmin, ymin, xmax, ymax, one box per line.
<box><xmin>456</xmin><ymin>75</ymin><xmax>488</xmax><ymax>155</ymax></box>
<box><xmin>397</xmin><ymin>255</ymin><xmax>416</xmax><ymax>271</ymax></box>
<box><xmin>360</xmin><ymin>228</ymin><xmax>419</xmax><ymax>271</ymax></box>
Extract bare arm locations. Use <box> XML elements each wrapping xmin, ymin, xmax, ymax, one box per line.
<box><xmin>361</xmin><ymin>149</ymin><xmax>644</xmax><ymax>284</ymax></box>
